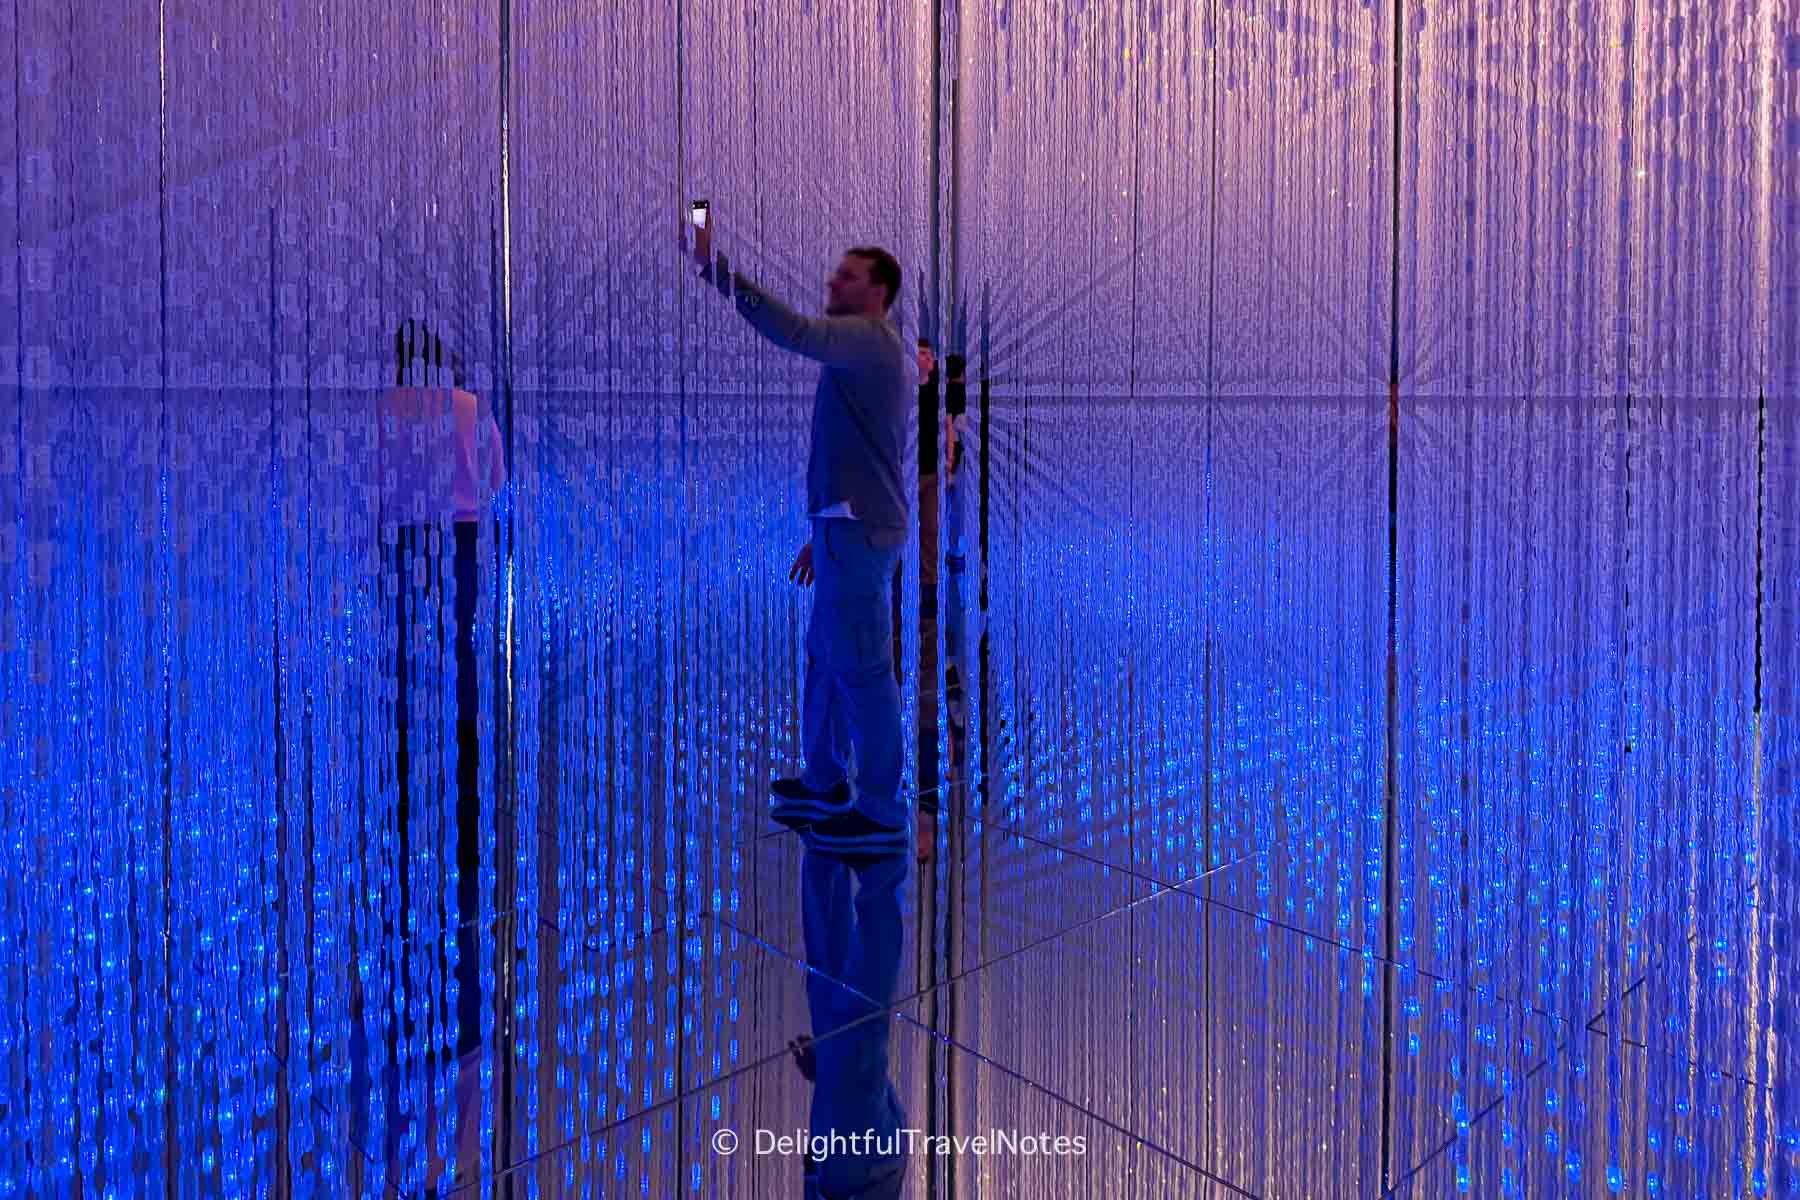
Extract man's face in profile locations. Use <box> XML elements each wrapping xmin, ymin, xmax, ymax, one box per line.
<box><xmin>826</xmin><ymin>254</ymin><xmax>884</xmax><ymax>317</ymax></box>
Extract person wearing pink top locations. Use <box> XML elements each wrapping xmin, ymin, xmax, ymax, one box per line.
<box><xmin>373</xmin><ymin>320</ymin><xmax>505</xmax><ymax>1187</ymax></box>
<box><xmin>376</xmin><ymin>343</ymin><xmax>505</xmax><ymax>525</ymax></box>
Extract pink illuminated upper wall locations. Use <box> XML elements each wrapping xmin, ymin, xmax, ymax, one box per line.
<box><xmin>1</xmin><ymin>0</ymin><xmax>1792</xmax><ymax>400</ymax></box>
<box><xmin>956</xmin><ymin>0</ymin><xmax>1795</xmax><ymax>401</ymax></box>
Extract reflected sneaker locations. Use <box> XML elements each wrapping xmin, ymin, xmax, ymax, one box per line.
<box><xmin>801</xmin><ymin>807</ymin><xmax>910</xmax><ymax>857</ymax></box>
<box><xmin>770</xmin><ymin>778</ymin><xmax>850</xmax><ymax>831</ymax></box>
<box><xmin>787</xmin><ymin>1035</ymin><xmax>816</xmax><ymax>1083</ymax></box>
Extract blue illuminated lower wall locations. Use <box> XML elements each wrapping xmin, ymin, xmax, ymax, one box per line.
<box><xmin>3</xmin><ymin>389</ymin><xmax>1793</xmax><ymax>1196</ymax></box>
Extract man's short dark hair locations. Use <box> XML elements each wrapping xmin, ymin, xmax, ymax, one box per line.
<box><xmin>847</xmin><ymin>246</ymin><xmax>901</xmax><ymax>311</ymax></box>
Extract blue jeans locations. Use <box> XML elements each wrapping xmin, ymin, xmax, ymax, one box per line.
<box><xmin>801</xmin><ymin>848</ymin><xmax>910</xmax><ymax>1200</ymax></box>
<box><xmin>800</xmin><ymin>518</ymin><xmax>907</xmax><ymax>831</ymax></box>
<box><xmin>943</xmin><ymin>465</ymin><xmax>968</xmax><ymax>564</ymax></box>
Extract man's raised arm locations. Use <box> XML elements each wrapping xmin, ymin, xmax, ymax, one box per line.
<box><xmin>688</xmin><ymin>214</ymin><xmax>888</xmax><ymax>369</ymax></box>
<box><xmin>723</xmin><ymin>265</ymin><xmax>889</xmax><ymax>368</ymax></box>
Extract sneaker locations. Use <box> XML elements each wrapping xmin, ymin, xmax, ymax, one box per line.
<box><xmin>801</xmin><ymin>807</ymin><xmax>910</xmax><ymax>857</ymax></box>
<box><xmin>770</xmin><ymin>777</ymin><xmax>850</xmax><ymax>831</ymax></box>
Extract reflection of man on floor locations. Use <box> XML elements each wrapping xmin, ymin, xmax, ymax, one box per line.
<box><xmin>687</xmin><ymin>212</ymin><xmax>911</xmax><ymax>1199</ymax></box>
<box><xmin>794</xmin><ymin>850</ymin><xmax>911</xmax><ymax>1200</ymax></box>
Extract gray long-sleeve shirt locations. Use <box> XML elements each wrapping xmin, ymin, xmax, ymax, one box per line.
<box><xmin>703</xmin><ymin>254</ymin><xmax>910</xmax><ymax>536</ymax></box>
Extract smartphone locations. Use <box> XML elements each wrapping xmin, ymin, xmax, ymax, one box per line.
<box><xmin>691</xmin><ymin>200</ymin><xmax>709</xmax><ymax>228</ymax></box>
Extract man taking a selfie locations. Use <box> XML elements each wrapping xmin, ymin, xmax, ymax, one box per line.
<box><xmin>686</xmin><ymin>205</ymin><xmax>912</xmax><ymax>858</ymax></box>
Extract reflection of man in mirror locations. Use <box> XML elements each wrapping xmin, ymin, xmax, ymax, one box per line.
<box><xmin>916</xmin><ymin>340</ymin><xmax>936</xmax><ymax>384</ymax></box>
<box><xmin>941</xmin><ymin>352</ymin><xmax>973</xmax><ymax>851</ymax></box>
<box><xmin>943</xmin><ymin>353</ymin><xmax>969</xmax><ymax>572</ymax></box>
<box><xmin>375</xmin><ymin>318</ymin><xmax>505</xmax><ymax>1184</ymax></box>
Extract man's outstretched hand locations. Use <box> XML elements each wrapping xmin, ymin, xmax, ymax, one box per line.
<box><xmin>788</xmin><ymin>543</ymin><xmax>814</xmax><ymax>587</ymax></box>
